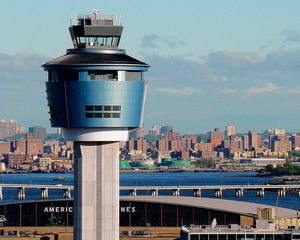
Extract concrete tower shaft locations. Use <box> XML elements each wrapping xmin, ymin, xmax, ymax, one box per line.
<box><xmin>42</xmin><ymin>10</ymin><xmax>149</xmax><ymax>240</ymax></box>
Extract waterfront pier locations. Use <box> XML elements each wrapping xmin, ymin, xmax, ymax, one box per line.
<box><xmin>0</xmin><ymin>184</ymin><xmax>298</xmax><ymax>200</ymax></box>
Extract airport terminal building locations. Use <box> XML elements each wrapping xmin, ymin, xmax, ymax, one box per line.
<box><xmin>0</xmin><ymin>196</ymin><xmax>296</xmax><ymax>228</ymax></box>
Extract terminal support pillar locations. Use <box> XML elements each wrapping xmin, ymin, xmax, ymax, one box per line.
<box><xmin>129</xmin><ymin>189</ymin><xmax>137</xmax><ymax>196</ymax></box>
<box><xmin>41</xmin><ymin>188</ymin><xmax>48</xmax><ymax>200</ymax></box>
<box><xmin>0</xmin><ymin>186</ymin><xmax>3</xmax><ymax>200</ymax></box>
<box><xmin>257</xmin><ymin>189</ymin><xmax>265</xmax><ymax>197</ymax></box>
<box><xmin>74</xmin><ymin>142</ymin><xmax>119</xmax><ymax>240</ymax></box>
<box><xmin>193</xmin><ymin>189</ymin><xmax>201</xmax><ymax>197</ymax></box>
<box><xmin>18</xmin><ymin>187</ymin><xmax>25</xmax><ymax>200</ymax></box>
<box><xmin>172</xmin><ymin>189</ymin><xmax>180</xmax><ymax>196</ymax></box>
<box><xmin>214</xmin><ymin>189</ymin><xmax>222</xmax><ymax>198</ymax></box>
<box><xmin>63</xmin><ymin>188</ymin><xmax>72</xmax><ymax>199</ymax></box>
<box><xmin>278</xmin><ymin>189</ymin><xmax>286</xmax><ymax>197</ymax></box>
<box><xmin>151</xmin><ymin>189</ymin><xmax>158</xmax><ymax>196</ymax></box>
<box><xmin>235</xmin><ymin>189</ymin><xmax>244</xmax><ymax>198</ymax></box>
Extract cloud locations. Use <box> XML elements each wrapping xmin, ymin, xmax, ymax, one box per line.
<box><xmin>2</xmin><ymin>48</ymin><xmax>300</xmax><ymax>133</ymax></box>
<box><xmin>245</xmin><ymin>82</ymin><xmax>280</xmax><ymax>94</ymax></box>
<box><xmin>156</xmin><ymin>86</ymin><xmax>204</xmax><ymax>96</ymax></box>
<box><xmin>281</xmin><ymin>28</ymin><xmax>300</xmax><ymax>43</ymax></box>
<box><xmin>141</xmin><ymin>34</ymin><xmax>186</xmax><ymax>49</ymax></box>
<box><xmin>0</xmin><ymin>53</ymin><xmax>50</xmax><ymax>128</ymax></box>
<box><xmin>288</xmin><ymin>87</ymin><xmax>300</xmax><ymax>94</ymax></box>
<box><xmin>141</xmin><ymin>34</ymin><xmax>160</xmax><ymax>48</ymax></box>
<box><xmin>221</xmin><ymin>83</ymin><xmax>280</xmax><ymax>97</ymax></box>
<box><xmin>206</xmin><ymin>51</ymin><xmax>264</xmax><ymax>69</ymax></box>
<box><xmin>222</xmin><ymin>88</ymin><xmax>238</xmax><ymax>95</ymax></box>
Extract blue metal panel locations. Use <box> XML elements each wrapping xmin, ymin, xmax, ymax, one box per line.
<box><xmin>46</xmin><ymin>81</ymin><xmax>146</xmax><ymax>128</ymax></box>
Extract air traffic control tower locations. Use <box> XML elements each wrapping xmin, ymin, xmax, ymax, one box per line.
<box><xmin>42</xmin><ymin>11</ymin><xmax>149</xmax><ymax>240</ymax></box>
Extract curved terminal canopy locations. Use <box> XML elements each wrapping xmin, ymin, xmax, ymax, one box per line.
<box><xmin>69</xmin><ymin>11</ymin><xmax>123</xmax><ymax>49</ymax></box>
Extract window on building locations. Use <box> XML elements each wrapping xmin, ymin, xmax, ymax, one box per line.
<box><xmin>84</xmin><ymin>105</ymin><xmax>121</xmax><ymax>118</ymax></box>
<box><xmin>88</xmin><ymin>71</ymin><xmax>117</xmax><ymax>81</ymax></box>
<box><xmin>56</xmin><ymin>71</ymin><xmax>79</xmax><ymax>81</ymax></box>
<box><xmin>125</xmin><ymin>71</ymin><xmax>142</xmax><ymax>81</ymax></box>
<box><xmin>191</xmin><ymin>235</ymin><xmax>200</xmax><ymax>240</ymax></box>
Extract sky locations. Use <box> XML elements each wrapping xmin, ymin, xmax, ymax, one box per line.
<box><xmin>1</xmin><ymin>0</ymin><xmax>300</xmax><ymax>134</ymax></box>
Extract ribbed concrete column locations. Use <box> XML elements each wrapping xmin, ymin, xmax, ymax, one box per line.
<box><xmin>214</xmin><ymin>189</ymin><xmax>222</xmax><ymax>198</ymax></box>
<box><xmin>41</xmin><ymin>188</ymin><xmax>48</xmax><ymax>200</ymax></box>
<box><xmin>63</xmin><ymin>188</ymin><xmax>72</xmax><ymax>199</ymax></box>
<box><xmin>257</xmin><ymin>189</ymin><xmax>265</xmax><ymax>197</ymax></box>
<box><xmin>151</xmin><ymin>189</ymin><xmax>158</xmax><ymax>196</ymax></box>
<box><xmin>18</xmin><ymin>187</ymin><xmax>25</xmax><ymax>200</ymax></box>
<box><xmin>193</xmin><ymin>189</ymin><xmax>201</xmax><ymax>197</ymax></box>
<box><xmin>74</xmin><ymin>142</ymin><xmax>119</xmax><ymax>240</ymax></box>
<box><xmin>235</xmin><ymin>189</ymin><xmax>244</xmax><ymax>198</ymax></box>
<box><xmin>129</xmin><ymin>189</ymin><xmax>137</xmax><ymax>196</ymax></box>
<box><xmin>278</xmin><ymin>189</ymin><xmax>286</xmax><ymax>197</ymax></box>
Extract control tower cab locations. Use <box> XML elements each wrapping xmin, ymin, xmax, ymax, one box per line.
<box><xmin>43</xmin><ymin>10</ymin><xmax>149</xmax><ymax>141</ymax></box>
<box><xmin>42</xmin><ymin>11</ymin><xmax>149</xmax><ymax>240</ymax></box>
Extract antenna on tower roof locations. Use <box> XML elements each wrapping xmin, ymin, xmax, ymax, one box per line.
<box><xmin>92</xmin><ymin>9</ymin><xmax>101</xmax><ymax>17</ymax></box>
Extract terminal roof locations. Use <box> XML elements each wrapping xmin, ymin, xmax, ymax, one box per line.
<box><xmin>120</xmin><ymin>196</ymin><xmax>298</xmax><ymax>218</ymax></box>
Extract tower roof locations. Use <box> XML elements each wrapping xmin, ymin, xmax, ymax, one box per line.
<box><xmin>42</xmin><ymin>50</ymin><xmax>149</xmax><ymax>70</ymax></box>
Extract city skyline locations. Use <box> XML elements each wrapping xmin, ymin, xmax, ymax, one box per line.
<box><xmin>1</xmin><ymin>1</ymin><xmax>300</xmax><ymax>133</ymax></box>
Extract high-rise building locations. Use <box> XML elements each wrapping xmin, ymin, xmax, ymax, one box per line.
<box><xmin>15</xmin><ymin>137</ymin><xmax>44</xmax><ymax>156</ymax></box>
<box><xmin>0</xmin><ymin>120</ymin><xmax>16</xmax><ymax>140</ymax></box>
<box><xmin>16</xmin><ymin>125</ymin><xmax>27</xmax><ymax>134</ymax></box>
<box><xmin>248</xmin><ymin>131</ymin><xmax>259</xmax><ymax>150</ymax></box>
<box><xmin>209</xmin><ymin>128</ymin><xmax>225</xmax><ymax>148</ymax></box>
<box><xmin>225</xmin><ymin>124</ymin><xmax>236</xmax><ymax>137</ymax></box>
<box><xmin>3</xmin><ymin>153</ymin><xmax>26</xmax><ymax>167</ymax></box>
<box><xmin>134</xmin><ymin>138</ymin><xmax>147</xmax><ymax>153</ymax></box>
<box><xmin>290</xmin><ymin>135</ymin><xmax>300</xmax><ymax>150</ymax></box>
<box><xmin>181</xmin><ymin>137</ymin><xmax>193</xmax><ymax>150</ymax></box>
<box><xmin>223</xmin><ymin>135</ymin><xmax>243</xmax><ymax>154</ymax></box>
<box><xmin>42</xmin><ymin>10</ymin><xmax>149</xmax><ymax>240</ymax></box>
<box><xmin>270</xmin><ymin>135</ymin><xmax>292</xmax><ymax>152</ymax></box>
<box><xmin>193</xmin><ymin>142</ymin><xmax>214</xmax><ymax>158</ymax></box>
<box><xmin>148</xmin><ymin>125</ymin><xmax>160</xmax><ymax>136</ymax></box>
<box><xmin>268</xmin><ymin>128</ymin><xmax>286</xmax><ymax>136</ymax></box>
<box><xmin>156</xmin><ymin>139</ymin><xmax>168</xmax><ymax>151</ymax></box>
<box><xmin>26</xmin><ymin>138</ymin><xmax>44</xmax><ymax>156</ymax></box>
<box><xmin>29</xmin><ymin>126</ymin><xmax>47</xmax><ymax>139</ymax></box>
<box><xmin>160</xmin><ymin>125</ymin><xmax>173</xmax><ymax>135</ymax></box>
<box><xmin>129</xmin><ymin>124</ymin><xmax>144</xmax><ymax>140</ymax></box>
<box><xmin>126</xmin><ymin>138</ymin><xmax>147</xmax><ymax>153</ymax></box>
<box><xmin>15</xmin><ymin>138</ymin><xmax>26</xmax><ymax>154</ymax></box>
<box><xmin>0</xmin><ymin>141</ymin><xmax>12</xmax><ymax>156</ymax></box>
<box><xmin>242</xmin><ymin>135</ymin><xmax>249</xmax><ymax>151</ymax></box>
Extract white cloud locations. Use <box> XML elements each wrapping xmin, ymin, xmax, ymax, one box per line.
<box><xmin>156</xmin><ymin>86</ymin><xmax>204</xmax><ymax>96</ymax></box>
<box><xmin>222</xmin><ymin>88</ymin><xmax>238</xmax><ymax>95</ymax></box>
<box><xmin>288</xmin><ymin>87</ymin><xmax>300</xmax><ymax>94</ymax></box>
<box><xmin>222</xmin><ymin>83</ymin><xmax>280</xmax><ymax>97</ymax></box>
<box><xmin>245</xmin><ymin>82</ymin><xmax>280</xmax><ymax>94</ymax></box>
